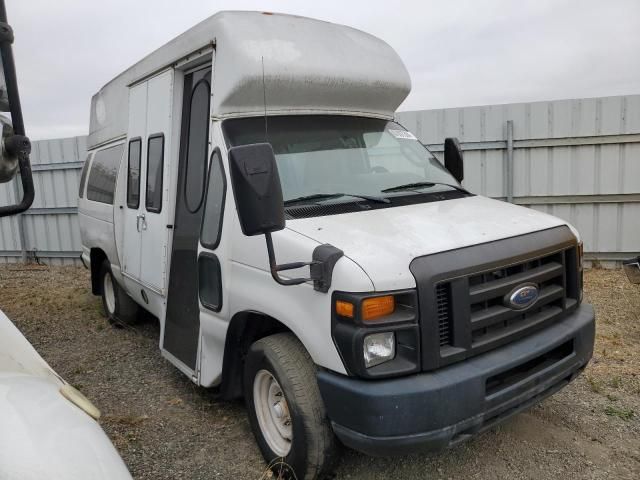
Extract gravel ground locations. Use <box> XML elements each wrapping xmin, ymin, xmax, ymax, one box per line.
<box><xmin>0</xmin><ymin>265</ymin><xmax>638</xmax><ymax>479</ymax></box>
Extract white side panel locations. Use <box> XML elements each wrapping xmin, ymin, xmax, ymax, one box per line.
<box><xmin>113</xmin><ymin>138</ymin><xmax>128</xmax><ymax>278</ymax></box>
<box><xmin>78</xmin><ymin>211</ymin><xmax>119</xmax><ymax>274</ymax></box>
<box><xmin>140</xmin><ymin>70</ymin><xmax>173</xmax><ymax>292</ymax></box>
<box><xmin>121</xmin><ymin>83</ymin><xmax>147</xmax><ymax>281</ymax></box>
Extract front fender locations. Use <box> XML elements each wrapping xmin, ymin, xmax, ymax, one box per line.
<box><xmin>198</xmin><ymin>252</ymin><xmax>374</xmax><ymax>387</ymax></box>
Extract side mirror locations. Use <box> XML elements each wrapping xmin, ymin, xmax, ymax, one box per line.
<box><xmin>444</xmin><ymin>137</ymin><xmax>464</xmax><ymax>183</ymax></box>
<box><xmin>228</xmin><ymin>142</ymin><xmax>345</xmax><ymax>290</ymax></box>
<box><xmin>228</xmin><ymin>143</ymin><xmax>285</xmax><ymax>236</ymax></box>
<box><xmin>0</xmin><ymin>4</ymin><xmax>34</xmax><ymax>217</ymax></box>
<box><xmin>228</xmin><ymin>143</ymin><xmax>306</xmax><ymax>286</ymax></box>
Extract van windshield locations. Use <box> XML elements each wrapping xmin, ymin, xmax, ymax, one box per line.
<box><xmin>222</xmin><ymin>115</ymin><xmax>461</xmax><ymax>204</ymax></box>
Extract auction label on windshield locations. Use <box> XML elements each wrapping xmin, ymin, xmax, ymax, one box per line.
<box><xmin>389</xmin><ymin>129</ymin><xmax>417</xmax><ymax>140</ymax></box>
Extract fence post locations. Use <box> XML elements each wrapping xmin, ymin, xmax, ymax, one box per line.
<box><xmin>506</xmin><ymin>120</ymin><xmax>514</xmax><ymax>203</ymax></box>
<box><xmin>12</xmin><ymin>175</ymin><xmax>28</xmax><ymax>262</ymax></box>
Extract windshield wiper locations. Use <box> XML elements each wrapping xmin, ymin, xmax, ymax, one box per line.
<box><xmin>284</xmin><ymin>192</ymin><xmax>390</xmax><ymax>206</ymax></box>
<box><xmin>381</xmin><ymin>181</ymin><xmax>470</xmax><ymax>194</ymax></box>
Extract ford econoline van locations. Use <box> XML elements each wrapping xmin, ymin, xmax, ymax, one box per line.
<box><xmin>79</xmin><ymin>11</ymin><xmax>595</xmax><ymax>479</ymax></box>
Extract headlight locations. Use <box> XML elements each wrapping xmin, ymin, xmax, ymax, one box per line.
<box><xmin>363</xmin><ymin>332</ymin><xmax>395</xmax><ymax>368</ymax></box>
<box><xmin>332</xmin><ymin>289</ymin><xmax>419</xmax><ymax>378</ymax></box>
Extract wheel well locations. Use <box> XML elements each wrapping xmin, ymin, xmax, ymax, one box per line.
<box><xmin>90</xmin><ymin>248</ymin><xmax>107</xmax><ymax>295</ymax></box>
<box><xmin>220</xmin><ymin>311</ymin><xmax>291</xmax><ymax>400</ymax></box>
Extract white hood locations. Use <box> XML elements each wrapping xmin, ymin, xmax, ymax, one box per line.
<box><xmin>0</xmin><ymin>309</ymin><xmax>61</xmax><ymax>382</ymax></box>
<box><xmin>0</xmin><ymin>310</ymin><xmax>133</xmax><ymax>479</ymax></box>
<box><xmin>286</xmin><ymin>195</ymin><xmax>571</xmax><ymax>291</ymax></box>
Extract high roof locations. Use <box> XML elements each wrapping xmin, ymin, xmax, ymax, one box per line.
<box><xmin>88</xmin><ymin>11</ymin><xmax>411</xmax><ymax>148</ymax></box>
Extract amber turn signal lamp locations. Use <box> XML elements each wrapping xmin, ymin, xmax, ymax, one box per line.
<box><xmin>362</xmin><ymin>295</ymin><xmax>395</xmax><ymax>321</ymax></box>
<box><xmin>335</xmin><ymin>300</ymin><xmax>355</xmax><ymax>318</ymax></box>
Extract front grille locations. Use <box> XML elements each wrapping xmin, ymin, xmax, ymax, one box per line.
<box><xmin>435</xmin><ymin>246</ymin><xmax>579</xmax><ymax>366</ymax></box>
<box><xmin>468</xmin><ymin>251</ymin><xmax>567</xmax><ymax>348</ymax></box>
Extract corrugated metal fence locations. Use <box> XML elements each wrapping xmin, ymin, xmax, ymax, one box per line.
<box><xmin>396</xmin><ymin>94</ymin><xmax>640</xmax><ymax>265</ymax></box>
<box><xmin>0</xmin><ymin>136</ymin><xmax>86</xmax><ymax>265</ymax></box>
<box><xmin>0</xmin><ymin>94</ymin><xmax>638</xmax><ymax>265</ymax></box>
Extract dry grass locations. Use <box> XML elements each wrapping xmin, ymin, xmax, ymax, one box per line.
<box><xmin>0</xmin><ymin>264</ymin><xmax>638</xmax><ymax>479</ymax></box>
<box><xmin>583</xmin><ymin>268</ymin><xmax>640</xmax><ymax>400</ymax></box>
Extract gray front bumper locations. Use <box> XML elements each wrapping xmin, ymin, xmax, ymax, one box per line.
<box><xmin>318</xmin><ymin>304</ymin><xmax>595</xmax><ymax>456</ymax></box>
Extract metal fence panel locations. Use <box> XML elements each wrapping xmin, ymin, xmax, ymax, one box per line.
<box><xmin>396</xmin><ymin>94</ymin><xmax>640</xmax><ymax>264</ymax></box>
<box><xmin>0</xmin><ymin>94</ymin><xmax>638</xmax><ymax>265</ymax></box>
<box><xmin>0</xmin><ymin>136</ymin><xmax>86</xmax><ymax>265</ymax></box>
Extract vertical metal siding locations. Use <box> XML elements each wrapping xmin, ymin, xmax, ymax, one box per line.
<box><xmin>0</xmin><ymin>135</ymin><xmax>87</xmax><ymax>265</ymax></box>
<box><xmin>396</xmin><ymin>95</ymin><xmax>640</xmax><ymax>264</ymax></box>
<box><xmin>0</xmin><ymin>94</ymin><xmax>638</xmax><ymax>265</ymax></box>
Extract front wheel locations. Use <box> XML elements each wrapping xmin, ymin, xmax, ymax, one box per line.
<box><xmin>244</xmin><ymin>333</ymin><xmax>339</xmax><ymax>480</ymax></box>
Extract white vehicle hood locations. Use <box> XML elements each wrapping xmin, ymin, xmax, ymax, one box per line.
<box><xmin>0</xmin><ymin>310</ymin><xmax>62</xmax><ymax>382</ymax></box>
<box><xmin>0</xmin><ymin>310</ymin><xmax>132</xmax><ymax>479</ymax></box>
<box><xmin>287</xmin><ymin>195</ymin><xmax>571</xmax><ymax>291</ymax></box>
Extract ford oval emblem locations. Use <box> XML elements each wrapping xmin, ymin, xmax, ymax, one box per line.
<box><xmin>505</xmin><ymin>283</ymin><xmax>539</xmax><ymax>310</ymax></box>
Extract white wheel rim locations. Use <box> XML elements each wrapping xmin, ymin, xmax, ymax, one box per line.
<box><xmin>103</xmin><ymin>271</ymin><xmax>116</xmax><ymax>314</ymax></box>
<box><xmin>253</xmin><ymin>369</ymin><xmax>292</xmax><ymax>457</ymax></box>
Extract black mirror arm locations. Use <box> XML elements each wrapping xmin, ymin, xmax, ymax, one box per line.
<box><xmin>0</xmin><ymin>136</ymin><xmax>34</xmax><ymax>216</ymax></box>
<box><xmin>0</xmin><ymin>3</ymin><xmax>35</xmax><ymax>217</ymax></box>
<box><xmin>265</xmin><ymin>232</ymin><xmax>317</xmax><ymax>286</ymax></box>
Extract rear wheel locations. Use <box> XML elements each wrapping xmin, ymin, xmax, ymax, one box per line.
<box><xmin>244</xmin><ymin>333</ymin><xmax>339</xmax><ymax>480</ymax></box>
<box><xmin>99</xmin><ymin>260</ymin><xmax>139</xmax><ymax>326</ymax></box>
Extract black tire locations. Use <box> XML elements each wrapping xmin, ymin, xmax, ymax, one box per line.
<box><xmin>244</xmin><ymin>333</ymin><xmax>339</xmax><ymax>480</ymax></box>
<box><xmin>99</xmin><ymin>260</ymin><xmax>139</xmax><ymax>326</ymax></box>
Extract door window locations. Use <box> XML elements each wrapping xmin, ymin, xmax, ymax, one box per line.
<box><xmin>146</xmin><ymin>134</ymin><xmax>165</xmax><ymax>212</ymax></box>
<box><xmin>127</xmin><ymin>138</ymin><xmax>142</xmax><ymax>208</ymax></box>
<box><xmin>184</xmin><ymin>79</ymin><xmax>211</xmax><ymax>213</ymax></box>
<box><xmin>200</xmin><ymin>149</ymin><xmax>226</xmax><ymax>249</ymax></box>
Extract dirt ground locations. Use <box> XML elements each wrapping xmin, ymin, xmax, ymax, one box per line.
<box><xmin>0</xmin><ymin>265</ymin><xmax>638</xmax><ymax>479</ymax></box>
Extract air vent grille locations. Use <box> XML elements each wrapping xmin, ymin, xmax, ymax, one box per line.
<box><xmin>285</xmin><ymin>190</ymin><xmax>470</xmax><ymax>219</ymax></box>
<box><xmin>436</xmin><ymin>283</ymin><xmax>452</xmax><ymax>347</ymax></box>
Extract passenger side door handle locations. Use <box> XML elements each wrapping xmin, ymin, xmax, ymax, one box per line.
<box><xmin>136</xmin><ymin>213</ymin><xmax>147</xmax><ymax>232</ymax></box>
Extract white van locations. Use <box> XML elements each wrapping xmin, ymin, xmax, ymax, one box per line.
<box><xmin>79</xmin><ymin>11</ymin><xmax>595</xmax><ymax>479</ymax></box>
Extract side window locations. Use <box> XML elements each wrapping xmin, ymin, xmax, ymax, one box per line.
<box><xmin>146</xmin><ymin>134</ymin><xmax>164</xmax><ymax>212</ymax></box>
<box><xmin>200</xmin><ymin>149</ymin><xmax>226</xmax><ymax>249</ymax></box>
<box><xmin>78</xmin><ymin>153</ymin><xmax>92</xmax><ymax>198</ymax></box>
<box><xmin>127</xmin><ymin>138</ymin><xmax>142</xmax><ymax>208</ymax></box>
<box><xmin>184</xmin><ymin>79</ymin><xmax>211</xmax><ymax>213</ymax></box>
<box><xmin>87</xmin><ymin>144</ymin><xmax>124</xmax><ymax>204</ymax></box>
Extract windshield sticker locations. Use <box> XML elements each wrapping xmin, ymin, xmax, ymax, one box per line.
<box><xmin>389</xmin><ymin>129</ymin><xmax>417</xmax><ymax>140</ymax></box>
